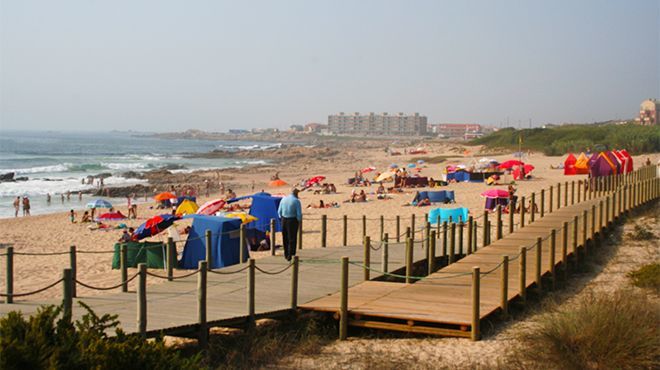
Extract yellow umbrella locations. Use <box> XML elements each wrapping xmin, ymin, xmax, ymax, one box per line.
<box><xmin>175</xmin><ymin>199</ymin><xmax>199</xmax><ymax>215</ymax></box>
<box><xmin>225</xmin><ymin>212</ymin><xmax>258</xmax><ymax>224</ymax></box>
<box><xmin>375</xmin><ymin>171</ymin><xmax>395</xmax><ymax>182</ymax></box>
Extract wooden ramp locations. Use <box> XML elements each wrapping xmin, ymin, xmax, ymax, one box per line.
<box><xmin>299</xmin><ymin>198</ymin><xmax>618</xmax><ymax>337</ymax></box>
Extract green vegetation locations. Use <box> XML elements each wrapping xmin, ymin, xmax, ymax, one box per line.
<box><xmin>629</xmin><ymin>263</ymin><xmax>660</xmax><ymax>292</ymax></box>
<box><xmin>627</xmin><ymin>224</ymin><xmax>657</xmax><ymax>241</ymax></box>
<box><xmin>205</xmin><ymin>313</ymin><xmax>335</xmax><ymax>369</ymax></box>
<box><xmin>472</xmin><ymin>123</ymin><xmax>660</xmax><ymax>156</ymax></box>
<box><xmin>510</xmin><ymin>290</ymin><xmax>660</xmax><ymax>370</ymax></box>
<box><xmin>0</xmin><ymin>303</ymin><xmax>200</xmax><ymax>370</ymax></box>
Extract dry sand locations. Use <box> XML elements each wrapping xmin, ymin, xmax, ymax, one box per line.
<box><xmin>0</xmin><ymin>142</ymin><xmax>657</xmax><ymax>307</ymax></box>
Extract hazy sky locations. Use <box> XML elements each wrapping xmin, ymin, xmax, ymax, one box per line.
<box><xmin>1</xmin><ymin>0</ymin><xmax>658</xmax><ymax>132</ymax></box>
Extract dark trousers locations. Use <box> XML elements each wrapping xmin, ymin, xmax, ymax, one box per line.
<box><xmin>281</xmin><ymin>217</ymin><xmax>299</xmax><ymax>259</ymax></box>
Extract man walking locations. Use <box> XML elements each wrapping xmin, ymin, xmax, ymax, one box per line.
<box><xmin>277</xmin><ymin>188</ymin><xmax>302</xmax><ymax>261</ymax></box>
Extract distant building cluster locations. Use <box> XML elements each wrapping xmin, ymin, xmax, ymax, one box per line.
<box><xmin>428</xmin><ymin>123</ymin><xmax>483</xmax><ymax>140</ymax></box>
<box><xmin>636</xmin><ymin>98</ymin><xmax>659</xmax><ymax>125</ymax></box>
<box><xmin>327</xmin><ymin>112</ymin><xmax>427</xmax><ymax>136</ymax></box>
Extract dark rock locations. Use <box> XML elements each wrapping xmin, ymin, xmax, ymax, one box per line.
<box><xmin>0</xmin><ymin>172</ymin><xmax>14</xmax><ymax>182</ymax></box>
<box><xmin>14</xmin><ymin>177</ymin><xmax>28</xmax><ymax>182</ymax></box>
<box><xmin>121</xmin><ymin>171</ymin><xmax>145</xmax><ymax>179</ymax></box>
<box><xmin>93</xmin><ymin>172</ymin><xmax>113</xmax><ymax>179</ymax></box>
<box><xmin>159</xmin><ymin>164</ymin><xmax>187</xmax><ymax>170</ymax></box>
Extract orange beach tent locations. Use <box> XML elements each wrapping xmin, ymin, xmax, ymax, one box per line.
<box><xmin>574</xmin><ymin>153</ymin><xmax>589</xmax><ymax>174</ymax></box>
<box><xmin>268</xmin><ymin>179</ymin><xmax>288</xmax><ymax>187</ymax></box>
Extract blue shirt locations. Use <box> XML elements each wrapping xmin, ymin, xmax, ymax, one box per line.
<box><xmin>278</xmin><ymin>194</ymin><xmax>302</xmax><ymax>221</ymax></box>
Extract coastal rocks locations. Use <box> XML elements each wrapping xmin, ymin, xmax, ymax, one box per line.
<box><xmin>14</xmin><ymin>177</ymin><xmax>28</xmax><ymax>182</ymax></box>
<box><xmin>92</xmin><ymin>172</ymin><xmax>113</xmax><ymax>179</ymax></box>
<box><xmin>120</xmin><ymin>171</ymin><xmax>145</xmax><ymax>180</ymax></box>
<box><xmin>0</xmin><ymin>172</ymin><xmax>15</xmax><ymax>182</ymax></box>
<box><xmin>159</xmin><ymin>164</ymin><xmax>187</xmax><ymax>171</ymax></box>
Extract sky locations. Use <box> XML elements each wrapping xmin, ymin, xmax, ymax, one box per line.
<box><xmin>1</xmin><ymin>0</ymin><xmax>658</xmax><ymax>132</ymax></box>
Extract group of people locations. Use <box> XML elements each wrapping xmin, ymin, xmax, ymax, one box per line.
<box><xmin>12</xmin><ymin>196</ymin><xmax>30</xmax><ymax>217</ymax></box>
<box><xmin>69</xmin><ymin>209</ymin><xmax>92</xmax><ymax>223</ymax></box>
<box><xmin>312</xmin><ymin>183</ymin><xmax>337</xmax><ymax>195</ymax></box>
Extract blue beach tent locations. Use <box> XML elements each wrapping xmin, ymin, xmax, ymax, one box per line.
<box><xmin>428</xmin><ymin>207</ymin><xmax>469</xmax><ymax>225</ymax></box>
<box><xmin>179</xmin><ymin>215</ymin><xmax>246</xmax><ymax>269</ymax></box>
<box><xmin>228</xmin><ymin>192</ymin><xmax>283</xmax><ymax>232</ymax></box>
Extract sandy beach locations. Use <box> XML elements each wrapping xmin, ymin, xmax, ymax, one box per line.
<box><xmin>1</xmin><ymin>141</ymin><xmax>657</xmax><ymax>302</ymax></box>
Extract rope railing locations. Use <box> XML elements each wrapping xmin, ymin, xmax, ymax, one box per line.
<box><xmin>0</xmin><ymin>278</ymin><xmax>63</xmax><ymax>298</ymax></box>
<box><xmin>75</xmin><ymin>273</ymin><xmax>140</xmax><ymax>291</ymax></box>
<box><xmin>254</xmin><ymin>263</ymin><xmax>293</xmax><ymax>275</ymax></box>
<box><xmin>146</xmin><ymin>269</ymin><xmax>200</xmax><ymax>280</ymax></box>
<box><xmin>13</xmin><ymin>251</ymin><xmax>70</xmax><ymax>256</ymax></box>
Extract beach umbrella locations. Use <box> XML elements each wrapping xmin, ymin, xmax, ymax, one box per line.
<box><xmin>132</xmin><ymin>214</ymin><xmax>180</xmax><ymax>241</ymax></box>
<box><xmin>175</xmin><ymin>199</ymin><xmax>199</xmax><ymax>215</ymax></box>
<box><xmin>417</xmin><ymin>159</ymin><xmax>425</xmax><ymax>165</ymax></box>
<box><xmin>96</xmin><ymin>211</ymin><xmax>127</xmax><ymax>221</ymax></box>
<box><xmin>361</xmin><ymin>166</ymin><xmax>376</xmax><ymax>174</ymax></box>
<box><xmin>268</xmin><ymin>179</ymin><xmax>288</xmax><ymax>187</ymax></box>
<box><xmin>305</xmin><ymin>176</ymin><xmax>326</xmax><ymax>188</ymax></box>
<box><xmin>523</xmin><ymin>164</ymin><xmax>535</xmax><ymax>174</ymax></box>
<box><xmin>480</xmin><ymin>189</ymin><xmax>509</xmax><ymax>198</ymax></box>
<box><xmin>499</xmin><ymin>160</ymin><xmax>524</xmax><ymax>169</ymax></box>
<box><xmin>154</xmin><ymin>192</ymin><xmax>177</xmax><ymax>202</ymax></box>
<box><xmin>389</xmin><ymin>164</ymin><xmax>398</xmax><ymax>169</ymax></box>
<box><xmin>375</xmin><ymin>171</ymin><xmax>395</xmax><ymax>182</ymax></box>
<box><xmin>197</xmin><ymin>198</ymin><xmax>226</xmax><ymax>215</ymax></box>
<box><xmin>87</xmin><ymin>199</ymin><xmax>112</xmax><ymax>209</ymax></box>
<box><xmin>406</xmin><ymin>163</ymin><xmax>416</xmax><ymax>169</ymax></box>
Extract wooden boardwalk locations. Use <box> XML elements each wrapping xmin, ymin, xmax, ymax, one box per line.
<box><xmin>1</xmin><ymin>168</ymin><xmax>657</xmax><ymax>341</ymax></box>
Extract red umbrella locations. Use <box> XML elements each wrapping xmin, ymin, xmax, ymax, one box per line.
<box><xmin>305</xmin><ymin>176</ymin><xmax>326</xmax><ymax>188</ymax></box>
<box><xmin>132</xmin><ymin>214</ymin><xmax>180</xmax><ymax>240</ymax></box>
<box><xmin>197</xmin><ymin>199</ymin><xmax>226</xmax><ymax>215</ymax></box>
<box><xmin>96</xmin><ymin>211</ymin><xmax>127</xmax><ymax>221</ymax></box>
<box><xmin>361</xmin><ymin>166</ymin><xmax>376</xmax><ymax>174</ymax></box>
<box><xmin>481</xmin><ymin>189</ymin><xmax>509</xmax><ymax>198</ymax></box>
<box><xmin>499</xmin><ymin>160</ymin><xmax>524</xmax><ymax>169</ymax></box>
<box><xmin>523</xmin><ymin>164</ymin><xmax>535</xmax><ymax>173</ymax></box>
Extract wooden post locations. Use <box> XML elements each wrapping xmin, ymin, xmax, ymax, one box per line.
<box><xmin>500</xmin><ymin>255</ymin><xmax>509</xmax><ymax>317</ymax></box>
<box><xmin>436</xmin><ymin>215</ymin><xmax>441</xmax><ymax>236</ymax></box>
<box><xmin>424</xmin><ymin>221</ymin><xmax>431</xmax><ymax>261</ymax></box>
<box><xmin>564</xmin><ymin>181</ymin><xmax>569</xmax><ymax>206</ymax></box>
<box><xmin>467</xmin><ymin>217</ymin><xmax>474</xmax><ymax>255</ymax></box>
<box><xmin>583</xmin><ymin>210</ymin><xmax>589</xmax><ymax>258</ymax></box>
<box><xmin>339</xmin><ymin>256</ymin><xmax>348</xmax><ymax>340</ymax></box>
<box><xmin>406</xmin><ymin>227</ymin><xmax>411</xmax><ymax>241</ymax></box>
<box><xmin>508</xmin><ymin>204</ymin><xmax>514</xmax><ymax>234</ymax></box>
<box><xmin>472</xmin><ymin>221</ymin><xmax>478</xmax><ymax>252</ymax></box>
<box><xmin>342</xmin><ymin>215</ymin><xmax>348</xmax><ymax>246</ymax></box>
<box><xmin>496</xmin><ymin>205</ymin><xmax>502</xmax><ymax>240</ymax></box>
<box><xmin>197</xmin><ymin>260</ymin><xmax>208</xmax><ymax>348</ymax></box>
<box><xmin>137</xmin><ymin>263</ymin><xmax>147</xmax><ymax>337</ymax></box>
<box><xmin>321</xmin><ymin>215</ymin><xmax>327</xmax><ymax>248</ymax></box>
<box><xmin>562</xmin><ymin>222</ymin><xmax>568</xmax><ymax>276</ymax></box>
<box><xmin>442</xmin><ymin>222</ymin><xmax>448</xmax><ymax>257</ymax></box>
<box><xmin>270</xmin><ymin>219</ymin><xmax>276</xmax><ymax>256</ymax></box>
<box><xmin>380</xmin><ymin>215</ymin><xmax>384</xmax><ymax>241</ymax></box>
<box><xmin>205</xmin><ymin>229</ymin><xmax>213</xmax><ymax>268</ymax></box>
<box><xmin>535</xmin><ymin>237</ymin><xmax>542</xmax><ymax>291</ymax></box>
<box><xmin>459</xmin><ymin>221</ymin><xmax>464</xmax><ymax>255</ymax></box>
<box><xmin>549</xmin><ymin>230</ymin><xmax>556</xmax><ymax>290</ymax></box>
<box><xmin>239</xmin><ymin>224</ymin><xmax>246</xmax><ymax>263</ymax></box>
<box><xmin>577</xmin><ymin>180</ymin><xmax>582</xmax><ymax>203</ymax></box>
<box><xmin>530</xmin><ymin>193</ymin><xmax>536</xmax><ymax>222</ymax></box>
<box><xmin>520</xmin><ymin>196</ymin><xmax>526</xmax><ymax>228</ymax></box>
<box><xmin>362</xmin><ymin>215</ymin><xmax>367</xmax><ymax>239</ymax></box>
<box><xmin>396</xmin><ymin>215</ymin><xmax>400</xmax><ymax>243</ymax></box>
<box><xmin>363</xmin><ymin>236</ymin><xmax>370</xmax><ymax>281</ymax></box>
<box><xmin>599</xmin><ymin>200</ymin><xmax>604</xmax><ymax>233</ymax></box>
<box><xmin>483</xmin><ymin>211</ymin><xmax>489</xmax><ymax>247</ymax></box>
<box><xmin>62</xmin><ymin>268</ymin><xmax>73</xmax><ymax>322</ymax></box>
<box><xmin>540</xmin><ymin>189</ymin><xmax>545</xmax><ymax>218</ymax></box>
<box><xmin>382</xmin><ymin>233</ymin><xmax>389</xmax><ymax>273</ymax></box>
<box><xmin>5</xmin><ymin>246</ymin><xmax>13</xmax><ymax>303</ymax></box>
<box><xmin>429</xmin><ymin>230</ymin><xmax>436</xmax><ymax>274</ymax></box>
<box><xmin>471</xmin><ymin>266</ymin><xmax>480</xmax><ymax>341</ymax></box>
<box><xmin>519</xmin><ymin>247</ymin><xmax>527</xmax><ymax>302</ymax></box>
<box><xmin>291</xmin><ymin>256</ymin><xmax>299</xmax><ymax>310</ymax></box>
<box><xmin>549</xmin><ymin>185</ymin><xmax>553</xmax><ymax>213</ymax></box>
<box><xmin>247</xmin><ymin>259</ymin><xmax>255</xmax><ymax>324</ymax></box>
<box><xmin>571</xmin><ymin>181</ymin><xmax>575</xmax><ymax>205</ymax></box>
<box><xmin>557</xmin><ymin>182</ymin><xmax>561</xmax><ymax>209</ymax></box>
<box><xmin>410</xmin><ymin>214</ymin><xmax>416</xmax><ymax>241</ymax></box>
<box><xmin>405</xmin><ymin>237</ymin><xmax>413</xmax><ymax>284</ymax></box>
<box><xmin>68</xmin><ymin>245</ymin><xmax>77</xmax><ymax>298</ymax></box>
<box><xmin>573</xmin><ymin>216</ymin><xmax>579</xmax><ymax>268</ymax></box>
<box><xmin>167</xmin><ymin>237</ymin><xmax>175</xmax><ymax>281</ymax></box>
<box><xmin>120</xmin><ymin>244</ymin><xmax>128</xmax><ymax>293</ymax></box>
<box><xmin>449</xmin><ymin>222</ymin><xmax>456</xmax><ymax>264</ymax></box>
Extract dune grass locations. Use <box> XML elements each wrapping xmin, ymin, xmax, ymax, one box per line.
<box><xmin>628</xmin><ymin>263</ymin><xmax>660</xmax><ymax>292</ymax></box>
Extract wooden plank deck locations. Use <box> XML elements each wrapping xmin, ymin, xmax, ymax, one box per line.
<box><xmin>299</xmin><ymin>198</ymin><xmax>612</xmax><ymax>335</ymax></box>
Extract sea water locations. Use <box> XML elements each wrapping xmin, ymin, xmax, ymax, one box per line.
<box><xmin>0</xmin><ymin>131</ymin><xmax>276</xmax><ymax>218</ymax></box>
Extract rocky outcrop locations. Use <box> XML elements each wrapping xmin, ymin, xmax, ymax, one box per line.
<box><xmin>0</xmin><ymin>172</ymin><xmax>15</xmax><ymax>182</ymax></box>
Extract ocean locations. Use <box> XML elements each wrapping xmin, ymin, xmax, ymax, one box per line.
<box><xmin>0</xmin><ymin>131</ymin><xmax>276</xmax><ymax>218</ymax></box>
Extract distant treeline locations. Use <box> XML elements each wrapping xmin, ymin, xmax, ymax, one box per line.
<box><xmin>471</xmin><ymin>123</ymin><xmax>660</xmax><ymax>156</ymax></box>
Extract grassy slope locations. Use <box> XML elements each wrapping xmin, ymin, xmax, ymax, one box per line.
<box><xmin>471</xmin><ymin>123</ymin><xmax>660</xmax><ymax>156</ymax></box>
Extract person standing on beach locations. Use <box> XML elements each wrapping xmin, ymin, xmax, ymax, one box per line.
<box><xmin>13</xmin><ymin>196</ymin><xmax>20</xmax><ymax>217</ymax></box>
<box><xmin>204</xmin><ymin>179</ymin><xmax>210</xmax><ymax>197</ymax></box>
<box><xmin>22</xmin><ymin>197</ymin><xmax>30</xmax><ymax>216</ymax></box>
<box><xmin>78</xmin><ymin>191</ymin><xmax>82</xmax><ymax>201</ymax></box>
<box><xmin>61</xmin><ymin>194</ymin><xmax>65</xmax><ymax>203</ymax></box>
<box><xmin>277</xmin><ymin>188</ymin><xmax>302</xmax><ymax>261</ymax></box>
<box><xmin>46</xmin><ymin>193</ymin><xmax>51</xmax><ymax>204</ymax></box>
